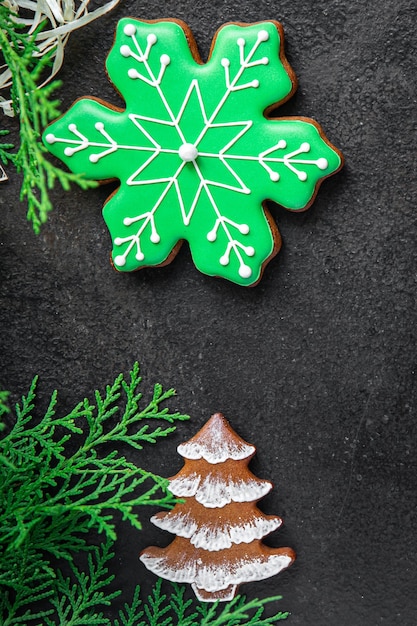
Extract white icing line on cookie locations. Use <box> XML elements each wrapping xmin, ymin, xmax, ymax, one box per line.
<box><xmin>47</xmin><ymin>25</ymin><xmax>331</xmax><ymax>278</ymax></box>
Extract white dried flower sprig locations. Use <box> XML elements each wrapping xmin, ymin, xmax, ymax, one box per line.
<box><xmin>0</xmin><ymin>0</ymin><xmax>120</xmax><ymax>116</ymax></box>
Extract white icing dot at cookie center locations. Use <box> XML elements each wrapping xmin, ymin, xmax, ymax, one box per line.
<box><xmin>179</xmin><ymin>143</ymin><xmax>198</xmax><ymax>162</ymax></box>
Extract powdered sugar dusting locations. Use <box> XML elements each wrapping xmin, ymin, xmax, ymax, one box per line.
<box><xmin>196</xmin><ymin>474</ymin><xmax>271</xmax><ymax>507</ymax></box>
<box><xmin>152</xmin><ymin>510</ymin><xmax>281</xmax><ymax>551</ymax></box>
<box><xmin>139</xmin><ymin>549</ymin><xmax>293</xmax><ymax>592</ymax></box>
<box><xmin>168</xmin><ymin>472</ymin><xmax>200</xmax><ymax>497</ymax></box>
<box><xmin>178</xmin><ymin>413</ymin><xmax>255</xmax><ymax>463</ymax></box>
<box><xmin>190</xmin><ymin>516</ymin><xmax>281</xmax><ymax>551</ymax></box>
<box><xmin>151</xmin><ymin>510</ymin><xmax>199</xmax><ymax>541</ymax></box>
<box><xmin>169</xmin><ymin>469</ymin><xmax>272</xmax><ymax>506</ymax></box>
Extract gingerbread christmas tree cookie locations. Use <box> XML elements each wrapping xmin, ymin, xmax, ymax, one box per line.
<box><xmin>140</xmin><ymin>413</ymin><xmax>295</xmax><ymax>601</ymax></box>
<box><xmin>43</xmin><ymin>18</ymin><xmax>343</xmax><ymax>286</ymax></box>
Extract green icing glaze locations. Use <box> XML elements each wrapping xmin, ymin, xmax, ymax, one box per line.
<box><xmin>43</xmin><ymin>18</ymin><xmax>343</xmax><ymax>286</ymax></box>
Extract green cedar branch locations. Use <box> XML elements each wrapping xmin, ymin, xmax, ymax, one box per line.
<box><xmin>45</xmin><ymin>540</ymin><xmax>119</xmax><ymax>626</ymax></box>
<box><xmin>0</xmin><ymin>363</ymin><xmax>188</xmax><ymax>551</ymax></box>
<box><xmin>115</xmin><ymin>579</ymin><xmax>290</xmax><ymax>626</ymax></box>
<box><xmin>0</xmin><ymin>4</ymin><xmax>98</xmax><ymax>233</ymax></box>
<box><xmin>0</xmin><ymin>364</ymin><xmax>189</xmax><ymax>624</ymax></box>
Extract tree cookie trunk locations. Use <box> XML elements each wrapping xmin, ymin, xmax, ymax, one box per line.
<box><xmin>192</xmin><ymin>583</ymin><xmax>238</xmax><ymax>602</ymax></box>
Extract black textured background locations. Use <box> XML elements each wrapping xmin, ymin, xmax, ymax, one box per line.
<box><xmin>1</xmin><ymin>0</ymin><xmax>416</xmax><ymax>624</ymax></box>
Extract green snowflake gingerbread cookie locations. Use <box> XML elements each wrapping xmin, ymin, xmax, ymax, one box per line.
<box><xmin>43</xmin><ymin>18</ymin><xmax>343</xmax><ymax>286</ymax></box>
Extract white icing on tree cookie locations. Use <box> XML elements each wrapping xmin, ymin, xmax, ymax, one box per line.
<box><xmin>140</xmin><ymin>413</ymin><xmax>295</xmax><ymax>601</ymax></box>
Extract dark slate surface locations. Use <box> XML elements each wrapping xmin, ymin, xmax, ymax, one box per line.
<box><xmin>1</xmin><ymin>0</ymin><xmax>416</xmax><ymax>623</ymax></box>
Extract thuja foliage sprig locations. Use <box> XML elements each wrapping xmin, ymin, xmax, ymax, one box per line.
<box><xmin>43</xmin><ymin>542</ymin><xmax>290</xmax><ymax>625</ymax></box>
<box><xmin>0</xmin><ymin>364</ymin><xmax>189</xmax><ymax>624</ymax></box>
<box><xmin>0</xmin><ymin>362</ymin><xmax>189</xmax><ymax>548</ymax></box>
<box><xmin>0</xmin><ymin>3</ymin><xmax>97</xmax><ymax>233</ymax></box>
<box><xmin>0</xmin><ymin>390</ymin><xmax>10</xmax><ymax>421</ymax></box>
<box><xmin>44</xmin><ymin>539</ymin><xmax>120</xmax><ymax>625</ymax></box>
<box><xmin>115</xmin><ymin>578</ymin><xmax>290</xmax><ymax>626</ymax></box>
